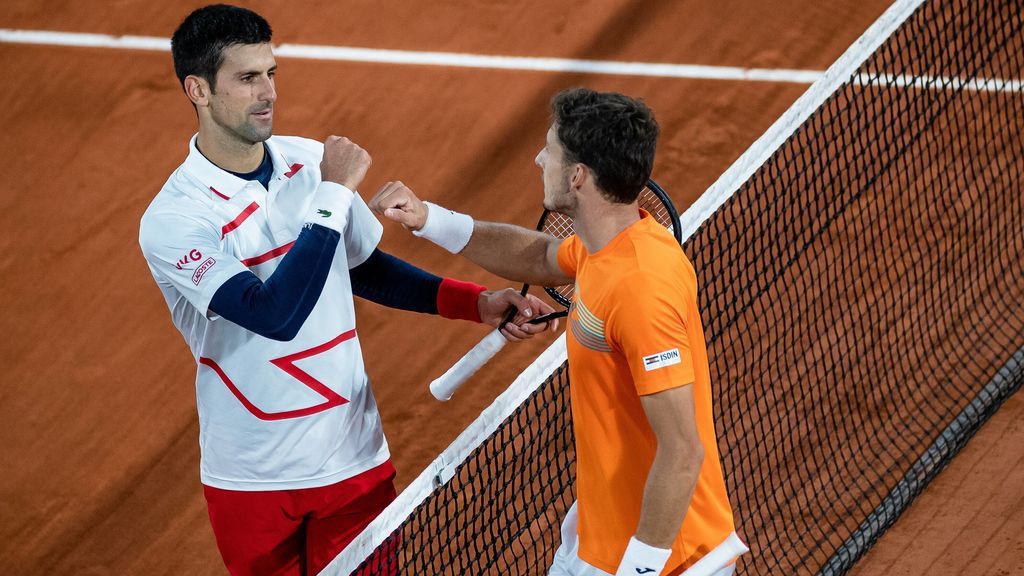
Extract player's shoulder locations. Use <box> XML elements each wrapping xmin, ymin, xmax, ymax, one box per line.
<box><xmin>268</xmin><ymin>135</ymin><xmax>324</xmax><ymax>158</ymax></box>
<box><xmin>145</xmin><ymin>165</ymin><xmax>216</xmax><ymax>216</ymax></box>
<box><xmin>616</xmin><ymin>226</ymin><xmax>688</xmax><ymax>274</ymax></box>
<box><xmin>558</xmin><ymin>233</ymin><xmax>584</xmax><ymax>255</ymax></box>
<box><xmin>613</xmin><ymin>234</ymin><xmax>694</xmax><ymax>299</ymax></box>
<box><xmin>605</xmin><ymin>264</ymin><xmax>693</xmax><ymax>329</ymax></box>
<box><xmin>611</xmin><ymin>266</ymin><xmax>680</xmax><ymax>301</ymax></box>
<box><xmin>139</xmin><ymin>170</ymin><xmax>218</xmax><ymax>242</ymax></box>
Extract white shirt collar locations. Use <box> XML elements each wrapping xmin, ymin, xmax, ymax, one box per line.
<box><xmin>181</xmin><ymin>134</ymin><xmax>307</xmax><ymax>201</ymax></box>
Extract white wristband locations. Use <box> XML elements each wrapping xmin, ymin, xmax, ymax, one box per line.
<box><xmin>305</xmin><ymin>181</ymin><xmax>355</xmax><ymax>233</ymax></box>
<box><xmin>413</xmin><ymin>201</ymin><xmax>474</xmax><ymax>254</ymax></box>
<box><xmin>615</xmin><ymin>536</ymin><xmax>672</xmax><ymax>576</ymax></box>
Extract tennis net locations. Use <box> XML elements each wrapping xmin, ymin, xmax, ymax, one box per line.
<box><xmin>323</xmin><ymin>0</ymin><xmax>1024</xmax><ymax>573</ymax></box>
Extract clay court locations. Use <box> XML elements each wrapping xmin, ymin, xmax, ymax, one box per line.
<box><xmin>0</xmin><ymin>0</ymin><xmax>1021</xmax><ymax>574</ymax></box>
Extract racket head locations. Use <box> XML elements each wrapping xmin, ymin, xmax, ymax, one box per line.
<box><xmin>539</xmin><ymin>178</ymin><xmax>681</xmax><ymax>307</ymax></box>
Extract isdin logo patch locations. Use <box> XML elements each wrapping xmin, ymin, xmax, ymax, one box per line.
<box><xmin>643</xmin><ymin>348</ymin><xmax>681</xmax><ymax>371</ymax></box>
<box><xmin>317</xmin><ymin>209</ymin><xmax>332</xmax><ymax>218</ymax></box>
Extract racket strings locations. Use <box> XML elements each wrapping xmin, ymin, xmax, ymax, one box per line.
<box><xmin>638</xmin><ymin>188</ymin><xmax>675</xmax><ymax>235</ymax></box>
<box><xmin>539</xmin><ymin>213</ymin><xmax>576</xmax><ymax>308</ymax></box>
<box><xmin>541</xmin><ymin>214</ymin><xmax>574</xmax><ymax>240</ymax></box>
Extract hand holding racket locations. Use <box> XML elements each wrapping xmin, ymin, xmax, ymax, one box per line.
<box><xmin>477</xmin><ymin>290</ymin><xmax>560</xmax><ymax>343</ymax></box>
<box><xmin>370</xmin><ymin>180</ymin><xmax>681</xmax><ymax>400</ymax></box>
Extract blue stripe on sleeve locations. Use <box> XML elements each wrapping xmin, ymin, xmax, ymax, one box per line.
<box><xmin>209</xmin><ymin>224</ymin><xmax>339</xmax><ymax>341</ymax></box>
<box><xmin>350</xmin><ymin>249</ymin><xmax>441</xmax><ymax>313</ymax></box>
<box><xmin>209</xmin><ymin>223</ymin><xmax>444</xmax><ymax>340</ymax></box>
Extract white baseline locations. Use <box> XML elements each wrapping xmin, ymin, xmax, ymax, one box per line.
<box><xmin>0</xmin><ymin>28</ymin><xmax>820</xmax><ymax>82</ymax></box>
<box><xmin>3</xmin><ymin>28</ymin><xmax>1018</xmax><ymax>92</ymax></box>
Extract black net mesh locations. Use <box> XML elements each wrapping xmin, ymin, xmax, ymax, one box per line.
<box><xmin>354</xmin><ymin>365</ymin><xmax>576</xmax><ymax>575</ymax></box>
<box><xmin>699</xmin><ymin>1</ymin><xmax>1024</xmax><ymax>572</ymax></box>
<box><xmin>347</xmin><ymin>1</ymin><xmax>1024</xmax><ymax>574</ymax></box>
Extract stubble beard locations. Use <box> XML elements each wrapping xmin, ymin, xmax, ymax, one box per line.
<box><xmin>233</xmin><ymin>116</ymin><xmax>272</xmax><ymax>145</ymax></box>
<box><xmin>543</xmin><ymin>171</ymin><xmax>575</xmax><ymax>217</ymax></box>
<box><xmin>210</xmin><ymin>100</ymin><xmax>273</xmax><ymax>146</ymax></box>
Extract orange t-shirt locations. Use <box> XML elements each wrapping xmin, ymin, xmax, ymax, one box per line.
<box><xmin>556</xmin><ymin>211</ymin><xmax>737</xmax><ymax>575</ymax></box>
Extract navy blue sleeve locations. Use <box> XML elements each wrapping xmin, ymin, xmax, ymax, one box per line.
<box><xmin>350</xmin><ymin>249</ymin><xmax>441</xmax><ymax>313</ymax></box>
<box><xmin>209</xmin><ymin>223</ymin><xmax>339</xmax><ymax>341</ymax></box>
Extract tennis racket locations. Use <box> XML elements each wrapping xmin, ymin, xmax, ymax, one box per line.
<box><xmin>429</xmin><ymin>179</ymin><xmax>682</xmax><ymax>401</ymax></box>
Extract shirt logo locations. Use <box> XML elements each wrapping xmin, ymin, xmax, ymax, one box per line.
<box><xmin>568</xmin><ymin>285</ymin><xmax>612</xmax><ymax>353</ymax></box>
<box><xmin>643</xmin><ymin>348</ymin><xmax>681</xmax><ymax>371</ymax></box>
<box><xmin>636</xmin><ymin>569</ymin><xmax>657</xmax><ymax>575</ymax></box>
<box><xmin>192</xmin><ymin>257</ymin><xmax>216</xmax><ymax>285</ymax></box>
<box><xmin>175</xmin><ymin>249</ymin><xmax>203</xmax><ymax>270</ymax></box>
<box><xmin>317</xmin><ymin>209</ymin><xmax>332</xmax><ymax>217</ymax></box>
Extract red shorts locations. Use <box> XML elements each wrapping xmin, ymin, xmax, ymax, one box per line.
<box><xmin>203</xmin><ymin>461</ymin><xmax>397</xmax><ymax>576</ymax></box>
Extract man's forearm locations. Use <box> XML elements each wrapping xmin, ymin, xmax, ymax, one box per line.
<box><xmin>209</xmin><ymin>223</ymin><xmax>340</xmax><ymax>341</ymax></box>
<box><xmin>368</xmin><ymin>182</ymin><xmax>570</xmax><ymax>286</ymax></box>
<box><xmin>460</xmin><ymin>221</ymin><xmax>564</xmax><ymax>286</ymax></box>
<box><xmin>634</xmin><ymin>445</ymin><xmax>703</xmax><ymax>548</ymax></box>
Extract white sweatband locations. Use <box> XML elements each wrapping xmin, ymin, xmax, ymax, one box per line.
<box><xmin>413</xmin><ymin>201</ymin><xmax>474</xmax><ymax>254</ymax></box>
<box><xmin>304</xmin><ymin>181</ymin><xmax>355</xmax><ymax>233</ymax></box>
<box><xmin>615</xmin><ymin>537</ymin><xmax>672</xmax><ymax>576</ymax></box>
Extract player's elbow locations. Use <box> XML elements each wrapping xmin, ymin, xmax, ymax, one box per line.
<box><xmin>258</xmin><ymin>314</ymin><xmax>304</xmax><ymax>341</ymax></box>
<box><xmin>265</xmin><ymin>323</ymin><xmax>302</xmax><ymax>341</ymax></box>
<box><xmin>684</xmin><ymin>441</ymin><xmax>705</xmax><ymax>470</ymax></box>
<box><xmin>664</xmin><ymin>436</ymin><xmax>704</xmax><ymax>473</ymax></box>
<box><xmin>263</xmin><ymin>327</ymin><xmax>299</xmax><ymax>341</ymax></box>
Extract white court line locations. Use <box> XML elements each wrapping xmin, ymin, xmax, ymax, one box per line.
<box><xmin>0</xmin><ymin>29</ymin><xmax>172</xmax><ymax>51</ymax></box>
<box><xmin>274</xmin><ymin>42</ymin><xmax>826</xmax><ymax>83</ymax></box>
<box><xmin>0</xmin><ymin>28</ymin><xmax>822</xmax><ymax>82</ymax></box>
<box><xmin>675</xmin><ymin>0</ymin><xmax>930</xmax><ymax>243</ymax></box>
<box><xmin>3</xmin><ymin>28</ymin><xmax>1019</xmax><ymax>92</ymax></box>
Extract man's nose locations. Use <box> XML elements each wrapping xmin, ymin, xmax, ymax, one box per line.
<box><xmin>259</xmin><ymin>76</ymin><xmax>277</xmax><ymax>102</ymax></box>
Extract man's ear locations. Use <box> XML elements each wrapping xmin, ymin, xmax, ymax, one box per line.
<box><xmin>184</xmin><ymin>75</ymin><xmax>211</xmax><ymax>107</ymax></box>
<box><xmin>570</xmin><ymin>163</ymin><xmax>589</xmax><ymax>191</ymax></box>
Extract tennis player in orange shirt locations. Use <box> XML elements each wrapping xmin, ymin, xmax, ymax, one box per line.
<box><xmin>371</xmin><ymin>88</ymin><xmax>748</xmax><ymax>576</ymax></box>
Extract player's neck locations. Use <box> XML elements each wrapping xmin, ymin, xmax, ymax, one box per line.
<box><xmin>573</xmin><ymin>200</ymin><xmax>641</xmax><ymax>254</ymax></box>
<box><xmin>196</xmin><ymin>125</ymin><xmax>266</xmax><ymax>174</ymax></box>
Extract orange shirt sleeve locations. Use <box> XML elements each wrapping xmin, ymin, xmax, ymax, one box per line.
<box><xmin>556</xmin><ymin>235</ymin><xmax>582</xmax><ymax>277</ymax></box>
<box><xmin>607</xmin><ymin>273</ymin><xmax>696</xmax><ymax>395</ymax></box>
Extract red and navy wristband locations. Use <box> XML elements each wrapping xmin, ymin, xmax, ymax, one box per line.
<box><xmin>437</xmin><ymin>278</ymin><xmax>486</xmax><ymax>323</ymax></box>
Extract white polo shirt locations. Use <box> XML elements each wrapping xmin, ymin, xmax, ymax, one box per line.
<box><xmin>139</xmin><ymin>135</ymin><xmax>389</xmax><ymax>490</ymax></box>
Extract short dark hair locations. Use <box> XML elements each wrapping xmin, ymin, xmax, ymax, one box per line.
<box><xmin>551</xmin><ymin>88</ymin><xmax>659</xmax><ymax>203</ymax></box>
<box><xmin>171</xmin><ymin>4</ymin><xmax>272</xmax><ymax>91</ymax></box>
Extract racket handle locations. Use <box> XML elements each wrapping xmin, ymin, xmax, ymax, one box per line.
<box><xmin>528</xmin><ymin>310</ymin><xmax>568</xmax><ymax>324</ymax></box>
<box><xmin>429</xmin><ymin>329</ymin><xmax>508</xmax><ymax>401</ymax></box>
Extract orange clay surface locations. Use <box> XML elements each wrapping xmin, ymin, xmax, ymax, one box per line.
<box><xmin>0</xmin><ymin>1</ymin><xmax>1019</xmax><ymax>574</ymax></box>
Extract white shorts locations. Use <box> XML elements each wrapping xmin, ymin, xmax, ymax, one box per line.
<box><xmin>548</xmin><ymin>502</ymin><xmax>747</xmax><ymax>576</ymax></box>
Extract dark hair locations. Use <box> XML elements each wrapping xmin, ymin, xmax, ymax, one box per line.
<box><xmin>171</xmin><ymin>4</ymin><xmax>272</xmax><ymax>91</ymax></box>
<box><xmin>551</xmin><ymin>88</ymin><xmax>659</xmax><ymax>203</ymax></box>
